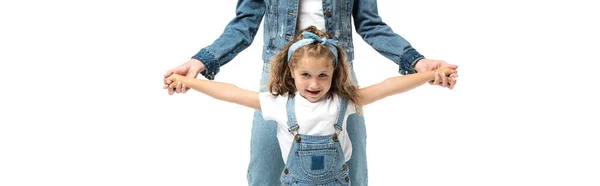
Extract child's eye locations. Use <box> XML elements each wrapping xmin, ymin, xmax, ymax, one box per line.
<box><xmin>318</xmin><ymin>74</ymin><xmax>328</xmax><ymax>78</ymax></box>
<box><xmin>301</xmin><ymin>73</ymin><xmax>310</xmax><ymax>77</ymax></box>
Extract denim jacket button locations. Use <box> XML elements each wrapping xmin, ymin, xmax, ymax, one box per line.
<box><xmin>325</xmin><ymin>11</ymin><xmax>331</xmax><ymax>17</ymax></box>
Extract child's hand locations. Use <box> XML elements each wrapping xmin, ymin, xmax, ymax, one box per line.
<box><xmin>165</xmin><ymin>74</ymin><xmax>184</xmax><ymax>89</ymax></box>
<box><xmin>435</xmin><ymin>66</ymin><xmax>457</xmax><ymax>76</ymax></box>
<box><xmin>432</xmin><ymin>66</ymin><xmax>458</xmax><ymax>88</ymax></box>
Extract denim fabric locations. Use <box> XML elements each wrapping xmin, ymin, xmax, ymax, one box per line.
<box><xmin>248</xmin><ymin>61</ymin><xmax>367</xmax><ymax>186</ymax></box>
<box><xmin>196</xmin><ymin>1</ymin><xmax>420</xmax><ymax>185</ymax></box>
<box><xmin>192</xmin><ymin>0</ymin><xmax>424</xmax><ymax>80</ymax></box>
<box><xmin>279</xmin><ymin>94</ymin><xmax>350</xmax><ymax>185</ymax></box>
<box><xmin>280</xmin><ymin>133</ymin><xmax>351</xmax><ymax>186</ymax></box>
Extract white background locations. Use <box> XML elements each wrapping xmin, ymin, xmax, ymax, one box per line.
<box><xmin>1</xmin><ymin>0</ymin><xmax>599</xmax><ymax>185</ymax></box>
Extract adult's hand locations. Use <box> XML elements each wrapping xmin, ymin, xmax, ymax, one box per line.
<box><xmin>163</xmin><ymin>58</ymin><xmax>206</xmax><ymax>95</ymax></box>
<box><xmin>414</xmin><ymin>59</ymin><xmax>459</xmax><ymax>89</ymax></box>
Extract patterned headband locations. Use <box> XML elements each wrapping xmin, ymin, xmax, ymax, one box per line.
<box><xmin>287</xmin><ymin>31</ymin><xmax>339</xmax><ymax>66</ymax></box>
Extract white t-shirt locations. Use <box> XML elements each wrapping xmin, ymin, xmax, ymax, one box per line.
<box><xmin>296</xmin><ymin>0</ymin><xmax>326</xmax><ymax>33</ymax></box>
<box><xmin>259</xmin><ymin>92</ymin><xmax>356</xmax><ymax>163</ymax></box>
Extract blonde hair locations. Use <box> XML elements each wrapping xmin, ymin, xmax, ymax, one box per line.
<box><xmin>267</xmin><ymin>26</ymin><xmax>362</xmax><ymax>115</ymax></box>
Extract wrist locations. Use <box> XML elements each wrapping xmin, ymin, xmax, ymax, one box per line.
<box><xmin>413</xmin><ymin>58</ymin><xmax>426</xmax><ymax>73</ymax></box>
<box><xmin>190</xmin><ymin>58</ymin><xmax>207</xmax><ymax>72</ymax></box>
<box><xmin>427</xmin><ymin>71</ymin><xmax>437</xmax><ymax>81</ymax></box>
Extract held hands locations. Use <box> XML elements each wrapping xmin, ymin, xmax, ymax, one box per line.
<box><xmin>432</xmin><ymin>66</ymin><xmax>457</xmax><ymax>89</ymax></box>
<box><xmin>163</xmin><ymin>58</ymin><xmax>206</xmax><ymax>95</ymax></box>
<box><xmin>164</xmin><ymin>74</ymin><xmax>185</xmax><ymax>90</ymax></box>
<box><xmin>414</xmin><ymin>59</ymin><xmax>459</xmax><ymax>89</ymax></box>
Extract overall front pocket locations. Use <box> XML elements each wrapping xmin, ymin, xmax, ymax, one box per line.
<box><xmin>297</xmin><ymin>149</ymin><xmax>339</xmax><ymax>177</ymax></box>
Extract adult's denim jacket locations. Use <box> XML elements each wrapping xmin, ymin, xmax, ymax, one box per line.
<box><xmin>193</xmin><ymin>0</ymin><xmax>425</xmax><ymax>80</ymax></box>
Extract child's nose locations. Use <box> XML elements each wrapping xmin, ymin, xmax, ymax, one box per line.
<box><xmin>309</xmin><ymin>78</ymin><xmax>319</xmax><ymax>88</ymax></box>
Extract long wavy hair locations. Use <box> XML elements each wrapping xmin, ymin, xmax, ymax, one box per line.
<box><xmin>267</xmin><ymin>26</ymin><xmax>362</xmax><ymax>115</ymax></box>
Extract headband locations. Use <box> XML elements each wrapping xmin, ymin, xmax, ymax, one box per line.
<box><xmin>287</xmin><ymin>31</ymin><xmax>339</xmax><ymax>66</ymax></box>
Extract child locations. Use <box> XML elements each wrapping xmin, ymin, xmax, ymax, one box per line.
<box><xmin>166</xmin><ymin>26</ymin><xmax>456</xmax><ymax>185</ymax></box>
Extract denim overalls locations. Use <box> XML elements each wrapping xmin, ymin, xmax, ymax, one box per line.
<box><xmin>280</xmin><ymin>95</ymin><xmax>351</xmax><ymax>186</ymax></box>
<box><xmin>191</xmin><ymin>1</ymin><xmax>426</xmax><ymax>185</ymax></box>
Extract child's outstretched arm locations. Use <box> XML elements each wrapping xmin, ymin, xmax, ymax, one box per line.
<box><xmin>356</xmin><ymin>67</ymin><xmax>456</xmax><ymax>106</ymax></box>
<box><xmin>166</xmin><ymin>74</ymin><xmax>261</xmax><ymax>110</ymax></box>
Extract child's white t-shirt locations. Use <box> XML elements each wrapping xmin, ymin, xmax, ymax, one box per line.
<box><xmin>259</xmin><ymin>92</ymin><xmax>357</xmax><ymax>164</ymax></box>
<box><xmin>296</xmin><ymin>0</ymin><xmax>326</xmax><ymax>33</ymax></box>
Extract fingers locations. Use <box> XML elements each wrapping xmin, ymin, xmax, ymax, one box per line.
<box><xmin>431</xmin><ymin>71</ymin><xmax>457</xmax><ymax>89</ymax></box>
<box><xmin>438</xmin><ymin>60</ymin><xmax>457</xmax><ymax>70</ymax></box>
<box><xmin>179</xmin><ymin>82</ymin><xmax>189</xmax><ymax>94</ymax></box>
<box><xmin>435</xmin><ymin>72</ymin><xmax>450</xmax><ymax>88</ymax></box>
<box><xmin>449</xmin><ymin>69</ymin><xmax>458</xmax><ymax>75</ymax></box>
<box><xmin>168</xmin><ymin>80</ymin><xmax>182</xmax><ymax>95</ymax></box>
<box><xmin>431</xmin><ymin>71</ymin><xmax>441</xmax><ymax>85</ymax></box>
<box><xmin>444</xmin><ymin>70</ymin><xmax>457</xmax><ymax>79</ymax></box>
<box><xmin>171</xmin><ymin>81</ymin><xmax>188</xmax><ymax>94</ymax></box>
<box><xmin>438</xmin><ymin>67</ymin><xmax>457</xmax><ymax>79</ymax></box>
<box><xmin>168</xmin><ymin>87</ymin><xmax>175</xmax><ymax>95</ymax></box>
<box><xmin>448</xmin><ymin>71</ymin><xmax>458</xmax><ymax>86</ymax></box>
<box><xmin>441</xmin><ymin>72</ymin><xmax>448</xmax><ymax>88</ymax></box>
<box><xmin>164</xmin><ymin>73</ymin><xmax>174</xmax><ymax>95</ymax></box>
<box><xmin>428</xmin><ymin>62</ymin><xmax>458</xmax><ymax>89</ymax></box>
<box><xmin>164</xmin><ymin>69</ymin><xmax>178</xmax><ymax>94</ymax></box>
<box><xmin>447</xmin><ymin>64</ymin><xmax>459</xmax><ymax>69</ymax></box>
<box><xmin>175</xmin><ymin>81</ymin><xmax>183</xmax><ymax>93</ymax></box>
<box><xmin>164</xmin><ymin>70</ymin><xmax>173</xmax><ymax>78</ymax></box>
<box><xmin>446</xmin><ymin>69</ymin><xmax>458</xmax><ymax>88</ymax></box>
<box><xmin>164</xmin><ymin>61</ymin><xmax>193</xmax><ymax>95</ymax></box>
<box><xmin>448</xmin><ymin>78</ymin><xmax>457</xmax><ymax>90</ymax></box>
<box><xmin>449</xmin><ymin>72</ymin><xmax>459</xmax><ymax>78</ymax></box>
<box><xmin>181</xmin><ymin>83</ymin><xmax>189</xmax><ymax>93</ymax></box>
<box><xmin>165</xmin><ymin>81</ymin><xmax>175</xmax><ymax>95</ymax></box>
<box><xmin>164</xmin><ymin>71</ymin><xmax>173</xmax><ymax>85</ymax></box>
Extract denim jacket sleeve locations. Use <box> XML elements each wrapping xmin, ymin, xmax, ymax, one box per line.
<box><xmin>192</xmin><ymin>0</ymin><xmax>266</xmax><ymax>80</ymax></box>
<box><xmin>352</xmin><ymin>0</ymin><xmax>425</xmax><ymax>75</ymax></box>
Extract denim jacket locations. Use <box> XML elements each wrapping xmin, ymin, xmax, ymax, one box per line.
<box><xmin>193</xmin><ymin>0</ymin><xmax>425</xmax><ymax>80</ymax></box>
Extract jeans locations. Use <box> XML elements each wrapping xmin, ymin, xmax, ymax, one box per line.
<box><xmin>247</xmin><ymin>61</ymin><xmax>368</xmax><ymax>186</ymax></box>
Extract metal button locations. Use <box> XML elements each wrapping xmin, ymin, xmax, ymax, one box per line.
<box><xmin>295</xmin><ymin>135</ymin><xmax>301</xmax><ymax>142</ymax></box>
<box><xmin>345</xmin><ymin>176</ymin><xmax>350</xmax><ymax>182</ymax></box>
<box><xmin>332</xmin><ymin>135</ymin><xmax>338</xmax><ymax>141</ymax></box>
<box><xmin>284</xmin><ymin>168</ymin><xmax>289</xmax><ymax>174</ymax></box>
<box><xmin>325</xmin><ymin>11</ymin><xmax>331</xmax><ymax>17</ymax></box>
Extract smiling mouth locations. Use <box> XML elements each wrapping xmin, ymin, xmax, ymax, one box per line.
<box><xmin>306</xmin><ymin>90</ymin><xmax>321</xmax><ymax>95</ymax></box>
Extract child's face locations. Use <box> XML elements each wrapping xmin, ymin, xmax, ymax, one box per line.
<box><xmin>291</xmin><ymin>56</ymin><xmax>335</xmax><ymax>103</ymax></box>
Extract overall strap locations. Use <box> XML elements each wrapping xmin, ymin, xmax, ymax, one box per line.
<box><xmin>334</xmin><ymin>97</ymin><xmax>349</xmax><ymax>131</ymax></box>
<box><xmin>286</xmin><ymin>95</ymin><xmax>299</xmax><ymax>133</ymax></box>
